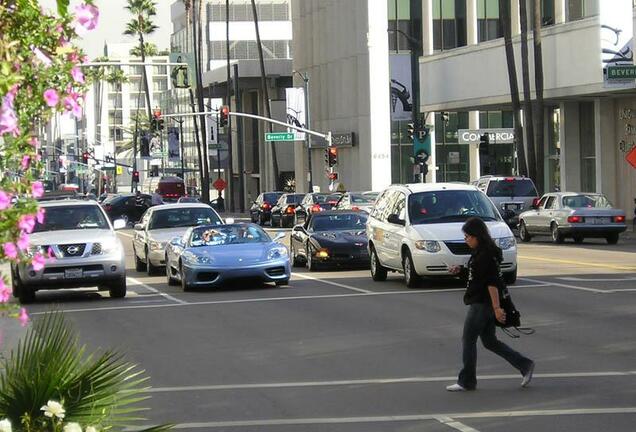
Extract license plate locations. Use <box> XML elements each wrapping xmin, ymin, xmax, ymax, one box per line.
<box><xmin>593</xmin><ymin>217</ymin><xmax>611</xmax><ymax>225</ymax></box>
<box><xmin>64</xmin><ymin>268</ymin><xmax>83</xmax><ymax>279</ymax></box>
<box><xmin>504</xmin><ymin>203</ymin><xmax>521</xmax><ymax>211</ymax></box>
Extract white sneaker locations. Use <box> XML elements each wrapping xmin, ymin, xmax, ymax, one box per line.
<box><xmin>446</xmin><ymin>383</ymin><xmax>468</xmax><ymax>392</ymax></box>
<box><xmin>521</xmin><ymin>362</ymin><xmax>535</xmax><ymax>388</ymax></box>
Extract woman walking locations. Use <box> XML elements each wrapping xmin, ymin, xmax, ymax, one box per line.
<box><xmin>446</xmin><ymin>217</ymin><xmax>534</xmax><ymax>392</ymax></box>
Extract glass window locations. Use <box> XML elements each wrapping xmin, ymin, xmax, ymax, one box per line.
<box><xmin>153</xmin><ymin>65</ymin><xmax>167</xmax><ymax>75</ymax></box>
<box><xmin>579</xmin><ymin>102</ymin><xmax>596</xmax><ymax>192</ymax></box>
<box><xmin>34</xmin><ymin>205</ymin><xmax>110</xmax><ymax>232</ymax></box>
<box><xmin>108</xmin><ymin>110</ymin><xmax>123</xmax><ymax>125</ymax></box>
<box><xmin>407</xmin><ymin>190</ymin><xmax>500</xmax><ymax>225</ymax></box>
<box><xmin>562</xmin><ymin>194</ymin><xmax>612</xmax><ymax>209</ymax></box>
<box><xmin>567</xmin><ymin>0</ymin><xmax>599</xmax><ymax>22</ymax></box>
<box><xmin>309</xmin><ymin>212</ymin><xmax>368</xmax><ymax>232</ymax></box>
<box><xmin>433</xmin><ymin>0</ymin><xmax>466</xmax><ymax>50</ymax></box>
<box><xmin>108</xmin><ymin>94</ymin><xmax>122</xmax><ymax>109</ymax></box>
<box><xmin>547</xmin><ymin>108</ymin><xmax>561</xmax><ymax>192</ymax></box>
<box><xmin>263</xmin><ymin>192</ymin><xmax>283</xmax><ymax>204</ymax></box>
<box><xmin>150</xmin><ymin>208</ymin><xmax>222</xmax><ymax>230</ymax></box>
<box><xmin>545</xmin><ymin>196</ymin><xmax>556</xmax><ymax>209</ymax></box>
<box><xmin>477</xmin><ymin>0</ymin><xmax>502</xmax><ymax>42</ymax></box>
<box><xmin>153</xmin><ymin>79</ymin><xmax>168</xmax><ymax>91</ymax></box>
<box><xmin>109</xmin><ymin>127</ymin><xmax>123</xmax><ymax>141</ymax></box>
<box><xmin>190</xmin><ymin>225</ymin><xmax>268</xmax><ymax>247</ymax></box>
<box><xmin>486</xmin><ymin>178</ymin><xmax>539</xmax><ymax>197</ymax></box>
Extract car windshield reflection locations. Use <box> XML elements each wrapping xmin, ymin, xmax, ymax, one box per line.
<box><xmin>190</xmin><ymin>225</ymin><xmax>270</xmax><ymax>247</ymax></box>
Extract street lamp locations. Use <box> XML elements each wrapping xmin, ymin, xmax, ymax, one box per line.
<box><xmin>292</xmin><ymin>70</ymin><xmax>312</xmax><ymax>192</ymax></box>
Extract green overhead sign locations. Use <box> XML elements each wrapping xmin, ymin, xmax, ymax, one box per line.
<box><xmin>607</xmin><ymin>66</ymin><xmax>636</xmax><ymax>80</ymax></box>
<box><xmin>265</xmin><ymin>132</ymin><xmax>296</xmax><ymax>142</ymax></box>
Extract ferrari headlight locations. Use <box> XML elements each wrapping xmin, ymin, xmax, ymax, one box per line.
<box><xmin>497</xmin><ymin>236</ymin><xmax>516</xmax><ymax>250</ymax></box>
<box><xmin>415</xmin><ymin>240</ymin><xmax>441</xmax><ymax>253</ymax></box>
<box><xmin>149</xmin><ymin>240</ymin><xmax>166</xmax><ymax>251</ymax></box>
<box><xmin>195</xmin><ymin>255</ymin><xmax>213</xmax><ymax>264</ymax></box>
<box><xmin>267</xmin><ymin>246</ymin><xmax>288</xmax><ymax>260</ymax></box>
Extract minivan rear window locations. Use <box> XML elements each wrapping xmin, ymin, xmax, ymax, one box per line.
<box><xmin>487</xmin><ymin>179</ymin><xmax>538</xmax><ymax>197</ymax></box>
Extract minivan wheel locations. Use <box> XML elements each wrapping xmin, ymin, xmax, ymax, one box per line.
<box><xmin>519</xmin><ymin>222</ymin><xmax>532</xmax><ymax>242</ymax></box>
<box><xmin>551</xmin><ymin>224</ymin><xmax>564</xmax><ymax>244</ymax></box>
<box><xmin>370</xmin><ymin>247</ymin><xmax>387</xmax><ymax>281</ymax></box>
<box><xmin>402</xmin><ymin>250</ymin><xmax>420</xmax><ymax>288</ymax></box>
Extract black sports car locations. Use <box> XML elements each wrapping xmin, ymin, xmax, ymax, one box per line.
<box><xmin>290</xmin><ymin>210</ymin><xmax>369</xmax><ymax>271</ymax></box>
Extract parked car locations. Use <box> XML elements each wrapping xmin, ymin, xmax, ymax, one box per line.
<box><xmin>132</xmin><ymin>203</ymin><xmax>224</xmax><ymax>275</ymax></box>
<box><xmin>518</xmin><ymin>192</ymin><xmax>627</xmax><ymax>244</ymax></box>
<box><xmin>165</xmin><ymin>223</ymin><xmax>290</xmax><ymax>290</ymax></box>
<box><xmin>334</xmin><ymin>192</ymin><xmax>377</xmax><ymax>213</ymax></box>
<box><xmin>177</xmin><ymin>196</ymin><xmax>200</xmax><ymax>203</ymax></box>
<box><xmin>270</xmin><ymin>193</ymin><xmax>306</xmax><ymax>228</ymax></box>
<box><xmin>366</xmin><ymin>183</ymin><xmax>518</xmax><ymax>287</ymax></box>
<box><xmin>11</xmin><ymin>200</ymin><xmax>127</xmax><ymax>303</ymax></box>
<box><xmin>98</xmin><ymin>193</ymin><xmax>117</xmax><ymax>204</ymax></box>
<box><xmin>101</xmin><ymin>193</ymin><xmax>152</xmax><ymax>224</ymax></box>
<box><xmin>290</xmin><ymin>210</ymin><xmax>369</xmax><ymax>270</ymax></box>
<box><xmin>249</xmin><ymin>192</ymin><xmax>283</xmax><ymax>225</ymax></box>
<box><xmin>294</xmin><ymin>193</ymin><xmax>343</xmax><ymax>225</ymax></box>
<box><xmin>475</xmin><ymin>176</ymin><xmax>540</xmax><ymax>228</ymax></box>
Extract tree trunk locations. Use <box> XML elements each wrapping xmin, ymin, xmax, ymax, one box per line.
<box><xmin>251</xmin><ymin>0</ymin><xmax>280</xmax><ymax>190</ymax></box>
<box><xmin>499</xmin><ymin>0</ymin><xmax>527</xmax><ymax>177</ymax></box>
<box><xmin>138</xmin><ymin>31</ymin><xmax>153</xmax><ymax>123</ymax></box>
<box><xmin>519</xmin><ymin>0</ymin><xmax>537</xmax><ymax>182</ymax></box>
<box><xmin>532</xmin><ymin>0</ymin><xmax>545</xmax><ymax>193</ymax></box>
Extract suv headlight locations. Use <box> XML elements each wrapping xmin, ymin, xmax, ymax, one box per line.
<box><xmin>415</xmin><ymin>240</ymin><xmax>441</xmax><ymax>253</ymax></box>
<box><xmin>497</xmin><ymin>236</ymin><xmax>516</xmax><ymax>250</ymax></box>
<box><xmin>149</xmin><ymin>240</ymin><xmax>166</xmax><ymax>251</ymax></box>
<box><xmin>101</xmin><ymin>238</ymin><xmax>122</xmax><ymax>255</ymax></box>
<box><xmin>267</xmin><ymin>246</ymin><xmax>288</xmax><ymax>260</ymax></box>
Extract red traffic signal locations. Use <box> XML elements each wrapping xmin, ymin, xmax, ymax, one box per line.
<box><xmin>82</xmin><ymin>152</ymin><xmax>89</xmax><ymax>164</ymax></box>
<box><xmin>327</xmin><ymin>147</ymin><xmax>338</xmax><ymax>167</ymax></box>
<box><xmin>132</xmin><ymin>170</ymin><xmax>140</xmax><ymax>183</ymax></box>
<box><xmin>328</xmin><ymin>172</ymin><xmax>338</xmax><ymax>181</ymax></box>
<box><xmin>219</xmin><ymin>105</ymin><xmax>229</xmax><ymax>127</ymax></box>
<box><xmin>153</xmin><ymin>108</ymin><xmax>162</xmax><ymax>119</ymax></box>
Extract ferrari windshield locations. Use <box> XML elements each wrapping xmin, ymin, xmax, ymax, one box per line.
<box><xmin>190</xmin><ymin>224</ymin><xmax>270</xmax><ymax>247</ymax></box>
<box><xmin>408</xmin><ymin>190</ymin><xmax>500</xmax><ymax>224</ymax></box>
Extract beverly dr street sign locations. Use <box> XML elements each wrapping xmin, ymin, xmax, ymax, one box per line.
<box><xmin>265</xmin><ymin>132</ymin><xmax>297</xmax><ymax>142</ymax></box>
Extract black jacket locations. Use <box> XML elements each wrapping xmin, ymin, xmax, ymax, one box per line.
<box><xmin>463</xmin><ymin>246</ymin><xmax>503</xmax><ymax>305</ymax></box>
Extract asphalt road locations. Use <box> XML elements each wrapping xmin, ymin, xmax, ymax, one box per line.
<box><xmin>22</xmin><ymin>228</ymin><xmax>636</xmax><ymax>432</ymax></box>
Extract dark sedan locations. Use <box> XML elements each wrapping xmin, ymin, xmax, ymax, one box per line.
<box><xmin>290</xmin><ymin>210</ymin><xmax>369</xmax><ymax>271</ymax></box>
<box><xmin>294</xmin><ymin>193</ymin><xmax>343</xmax><ymax>225</ymax></box>
<box><xmin>271</xmin><ymin>193</ymin><xmax>306</xmax><ymax>228</ymax></box>
<box><xmin>249</xmin><ymin>192</ymin><xmax>283</xmax><ymax>226</ymax></box>
<box><xmin>101</xmin><ymin>193</ymin><xmax>152</xmax><ymax>224</ymax></box>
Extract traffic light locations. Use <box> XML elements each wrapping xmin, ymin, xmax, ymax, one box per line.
<box><xmin>407</xmin><ymin>122</ymin><xmax>415</xmax><ymax>140</ymax></box>
<box><xmin>82</xmin><ymin>152</ymin><xmax>89</xmax><ymax>164</ymax></box>
<box><xmin>326</xmin><ymin>147</ymin><xmax>338</xmax><ymax>167</ymax></box>
<box><xmin>132</xmin><ymin>170</ymin><xmax>140</xmax><ymax>183</ymax></box>
<box><xmin>140</xmin><ymin>132</ymin><xmax>150</xmax><ymax>157</ymax></box>
<box><xmin>150</xmin><ymin>166</ymin><xmax>159</xmax><ymax>177</ymax></box>
<box><xmin>328</xmin><ymin>172</ymin><xmax>338</xmax><ymax>181</ymax></box>
<box><xmin>152</xmin><ymin>109</ymin><xmax>164</xmax><ymax>131</ymax></box>
<box><xmin>219</xmin><ymin>105</ymin><xmax>229</xmax><ymax>127</ymax></box>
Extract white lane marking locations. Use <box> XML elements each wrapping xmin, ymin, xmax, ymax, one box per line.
<box><xmin>148</xmin><ymin>370</ymin><xmax>636</xmax><ymax>393</ymax></box>
<box><xmin>559</xmin><ymin>276</ymin><xmax>636</xmax><ymax>282</ymax></box>
<box><xmin>436</xmin><ymin>416</ymin><xmax>480</xmax><ymax>432</ymax></box>
<box><xmin>519</xmin><ymin>277</ymin><xmax>607</xmax><ymax>293</ymax></box>
<box><xmin>127</xmin><ymin>299</ymin><xmax>167</xmax><ymax>304</ymax></box>
<box><xmin>126</xmin><ymin>407</ymin><xmax>636</xmax><ymax>430</ymax></box>
<box><xmin>126</xmin><ymin>277</ymin><xmax>187</xmax><ymax>304</ymax></box>
<box><xmin>293</xmin><ymin>272</ymin><xmax>372</xmax><ymax>293</ymax></box>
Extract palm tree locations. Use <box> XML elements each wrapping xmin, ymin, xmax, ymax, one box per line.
<box><xmin>130</xmin><ymin>41</ymin><xmax>159</xmax><ymax>57</ymax></box>
<box><xmin>532</xmin><ymin>0</ymin><xmax>545</xmax><ymax>193</ymax></box>
<box><xmin>251</xmin><ymin>0</ymin><xmax>280</xmax><ymax>190</ymax></box>
<box><xmin>499</xmin><ymin>0</ymin><xmax>527</xmax><ymax>176</ymax></box>
<box><xmin>124</xmin><ymin>0</ymin><xmax>157</xmax><ymax>123</ymax></box>
<box><xmin>519</xmin><ymin>0</ymin><xmax>537</xmax><ymax>182</ymax></box>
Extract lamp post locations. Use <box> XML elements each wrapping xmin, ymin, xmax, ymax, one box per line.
<box><xmin>441</xmin><ymin>111</ymin><xmax>449</xmax><ymax>182</ymax></box>
<box><xmin>293</xmin><ymin>70</ymin><xmax>312</xmax><ymax>192</ymax></box>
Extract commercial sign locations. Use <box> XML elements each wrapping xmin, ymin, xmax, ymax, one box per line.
<box><xmin>167</xmin><ymin>127</ymin><xmax>180</xmax><ymax>161</ymax></box>
<box><xmin>601</xmin><ymin>0</ymin><xmax>634</xmax><ymax>87</ymax></box>
<box><xmin>285</xmin><ymin>87</ymin><xmax>306</xmax><ymax>141</ymax></box>
<box><xmin>308</xmin><ymin>132</ymin><xmax>355</xmax><ymax>149</ymax></box>
<box><xmin>389</xmin><ymin>54</ymin><xmax>413</xmax><ymax>121</ymax></box>
<box><xmin>169</xmin><ymin>53</ymin><xmax>195</xmax><ymax>89</ymax></box>
<box><xmin>458</xmin><ymin>128</ymin><xmax>515</xmax><ymax>145</ymax></box>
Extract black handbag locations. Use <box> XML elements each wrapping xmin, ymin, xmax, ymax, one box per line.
<box><xmin>494</xmin><ymin>259</ymin><xmax>534</xmax><ymax>337</ymax></box>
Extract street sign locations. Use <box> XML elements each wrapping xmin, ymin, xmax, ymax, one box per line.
<box><xmin>608</xmin><ymin>66</ymin><xmax>636</xmax><ymax>80</ymax></box>
<box><xmin>116</xmin><ymin>166</ymin><xmax>123</xmax><ymax>175</ymax></box>
<box><xmin>265</xmin><ymin>132</ymin><xmax>296</xmax><ymax>142</ymax></box>
<box><xmin>213</xmin><ymin>178</ymin><xmax>227</xmax><ymax>191</ymax></box>
<box><xmin>626</xmin><ymin>146</ymin><xmax>636</xmax><ymax>168</ymax></box>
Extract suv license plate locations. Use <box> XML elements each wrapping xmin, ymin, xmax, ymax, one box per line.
<box><xmin>64</xmin><ymin>268</ymin><xmax>83</xmax><ymax>279</ymax></box>
<box><xmin>504</xmin><ymin>203</ymin><xmax>521</xmax><ymax>211</ymax></box>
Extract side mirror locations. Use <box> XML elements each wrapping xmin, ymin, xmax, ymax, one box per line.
<box><xmin>113</xmin><ymin>219</ymin><xmax>126</xmax><ymax>230</ymax></box>
<box><xmin>273</xmin><ymin>232</ymin><xmax>285</xmax><ymax>242</ymax></box>
<box><xmin>133</xmin><ymin>223</ymin><xmax>144</xmax><ymax>231</ymax></box>
<box><xmin>293</xmin><ymin>225</ymin><xmax>305</xmax><ymax>233</ymax></box>
<box><xmin>387</xmin><ymin>213</ymin><xmax>406</xmax><ymax>226</ymax></box>
<box><xmin>170</xmin><ymin>237</ymin><xmax>183</xmax><ymax>246</ymax></box>
<box><xmin>531</xmin><ymin>198</ymin><xmax>541</xmax><ymax>210</ymax></box>
<box><xmin>225</xmin><ymin>217</ymin><xmax>235</xmax><ymax>224</ymax></box>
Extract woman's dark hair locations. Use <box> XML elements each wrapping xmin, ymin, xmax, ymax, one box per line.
<box><xmin>462</xmin><ymin>217</ymin><xmax>500</xmax><ymax>255</ymax></box>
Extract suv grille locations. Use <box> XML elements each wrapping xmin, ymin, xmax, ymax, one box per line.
<box><xmin>444</xmin><ymin>242</ymin><xmax>472</xmax><ymax>256</ymax></box>
<box><xmin>91</xmin><ymin>243</ymin><xmax>102</xmax><ymax>255</ymax></box>
<box><xmin>58</xmin><ymin>244</ymin><xmax>86</xmax><ymax>257</ymax></box>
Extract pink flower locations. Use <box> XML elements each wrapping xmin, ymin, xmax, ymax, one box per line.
<box><xmin>21</xmin><ymin>155</ymin><xmax>30</xmax><ymax>170</ymax></box>
<box><xmin>47</xmin><ymin>247</ymin><xmax>56</xmax><ymax>258</ymax></box>
<box><xmin>43</xmin><ymin>89</ymin><xmax>59</xmax><ymax>107</ymax></box>
<box><xmin>0</xmin><ymin>88</ymin><xmax>19</xmax><ymax>137</ymax></box>
<box><xmin>68</xmin><ymin>52</ymin><xmax>80</xmax><ymax>63</ymax></box>
<box><xmin>71</xmin><ymin>66</ymin><xmax>85</xmax><ymax>83</ymax></box>
<box><xmin>17</xmin><ymin>232</ymin><xmax>30</xmax><ymax>251</ymax></box>
<box><xmin>64</xmin><ymin>96</ymin><xmax>82</xmax><ymax>119</ymax></box>
<box><xmin>0</xmin><ymin>191</ymin><xmax>11</xmax><ymax>210</ymax></box>
<box><xmin>36</xmin><ymin>208</ymin><xmax>46</xmax><ymax>224</ymax></box>
<box><xmin>32</xmin><ymin>46</ymin><xmax>52</xmax><ymax>67</ymax></box>
<box><xmin>3</xmin><ymin>242</ymin><xmax>18</xmax><ymax>260</ymax></box>
<box><xmin>28</xmin><ymin>136</ymin><xmax>40</xmax><ymax>149</ymax></box>
<box><xmin>18</xmin><ymin>308</ymin><xmax>29</xmax><ymax>327</ymax></box>
<box><xmin>32</xmin><ymin>253</ymin><xmax>46</xmax><ymax>271</ymax></box>
<box><xmin>73</xmin><ymin>3</ymin><xmax>99</xmax><ymax>32</ymax></box>
<box><xmin>32</xmin><ymin>181</ymin><xmax>44</xmax><ymax>198</ymax></box>
<box><xmin>19</xmin><ymin>214</ymin><xmax>36</xmax><ymax>233</ymax></box>
<box><xmin>0</xmin><ymin>280</ymin><xmax>10</xmax><ymax>303</ymax></box>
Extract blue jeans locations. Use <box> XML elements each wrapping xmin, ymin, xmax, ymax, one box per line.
<box><xmin>457</xmin><ymin>303</ymin><xmax>533</xmax><ymax>390</ymax></box>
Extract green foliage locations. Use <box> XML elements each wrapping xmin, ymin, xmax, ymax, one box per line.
<box><xmin>130</xmin><ymin>43</ymin><xmax>158</xmax><ymax>57</ymax></box>
<box><xmin>0</xmin><ymin>312</ymin><xmax>173</xmax><ymax>431</ymax></box>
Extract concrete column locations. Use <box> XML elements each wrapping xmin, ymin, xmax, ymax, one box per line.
<box><xmin>559</xmin><ymin>102</ymin><xmax>581</xmax><ymax>192</ymax></box>
<box><xmin>467</xmin><ymin>0</ymin><xmax>478</xmax><ymax>45</ymax></box>
<box><xmin>422</xmin><ymin>0</ymin><xmax>434</xmax><ymax>56</ymax></box>
<box><xmin>595</xmin><ymin>98</ymin><xmax>617</xmax><ymax>200</ymax></box>
<box><xmin>427</xmin><ymin>120</ymin><xmax>437</xmax><ymax>183</ymax></box>
<box><xmin>511</xmin><ymin>0</ymin><xmax>521</xmax><ymax>36</ymax></box>
<box><xmin>469</xmin><ymin>111</ymin><xmax>480</xmax><ymax>180</ymax></box>
<box><xmin>554</xmin><ymin>0</ymin><xmax>566</xmax><ymax>24</ymax></box>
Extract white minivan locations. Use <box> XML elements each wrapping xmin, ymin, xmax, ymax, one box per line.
<box><xmin>366</xmin><ymin>183</ymin><xmax>517</xmax><ymax>287</ymax></box>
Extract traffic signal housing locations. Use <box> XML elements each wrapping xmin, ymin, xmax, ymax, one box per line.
<box><xmin>152</xmin><ymin>109</ymin><xmax>164</xmax><ymax>131</ymax></box>
<box><xmin>407</xmin><ymin>122</ymin><xmax>415</xmax><ymax>141</ymax></box>
<box><xmin>82</xmin><ymin>152</ymin><xmax>89</xmax><ymax>164</ymax></box>
<box><xmin>132</xmin><ymin>170</ymin><xmax>140</xmax><ymax>183</ymax></box>
<box><xmin>326</xmin><ymin>147</ymin><xmax>338</xmax><ymax>167</ymax></box>
<box><xmin>219</xmin><ymin>105</ymin><xmax>229</xmax><ymax>127</ymax></box>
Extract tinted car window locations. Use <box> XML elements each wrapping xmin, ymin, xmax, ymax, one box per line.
<box><xmin>286</xmin><ymin>194</ymin><xmax>305</xmax><ymax>204</ymax></box>
<box><xmin>312</xmin><ymin>194</ymin><xmax>331</xmax><ymax>203</ymax></box>
<box><xmin>149</xmin><ymin>208</ymin><xmax>221</xmax><ymax>229</ymax></box>
<box><xmin>408</xmin><ymin>190</ymin><xmax>500</xmax><ymax>224</ymax></box>
<box><xmin>562</xmin><ymin>194</ymin><xmax>613</xmax><ymax>208</ymax></box>
<box><xmin>350</xmin><ymin>194</ymin><xmax>375</xmax><ymax>204</ymax></box>
<box><xmin>35</xmin><ymin>206</ymin><xmax>110</xmax><ymax>232</ymax></box>
<box><xmin>486</xmin><ymin>179</ymin><xmax>538</xmax><ymax>197</ymax></box>
<box><xmin>103</xmin><ymin>195</ymin><xmax>130</xmax><ymax>205</ymax></box>
<box><xmin>263</xmin><ymin>193</ymin><xmax>282</xmax><ymax>203</ymax></box>
<box><xmin>310</xmin><ymin>213</ymin><xmax>368</xmax><ymax>231</ymax></box>
<box><xmin>190</xmin><ymin>224</ymin><xmax>269</xmax><ymax>246</ymax></box>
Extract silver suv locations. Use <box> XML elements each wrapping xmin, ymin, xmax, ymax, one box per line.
<box><xmin>11</xmin><ymin>200</ymin><xmax>127</xmax><ymax>303</ymax></box>
<box><xmin>474</xmin><ymin>176</ymin><xmax>540</xmax><ymax>228</ymax></box>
